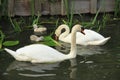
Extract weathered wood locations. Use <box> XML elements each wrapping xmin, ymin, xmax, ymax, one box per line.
<box><xmin>50</xmin><ymin>1</ymin><xmax>62</xmax><ymax>15</ymax></box>
<box><xmin>98</xmin><ymin>0</ymin><xmax>115</xmax><ymax>12</ymax></box>
<box><xmin>8</xmin><ymin>0</ymin><xmax>15</xmax><ymax>16</ymax></box>
<box><xmin>90</xmin><ymin>0</ymin><xmax>97</xmax><ymax>13</ymax></box>
<box><xmin>34</xmin><ymin>0</ymin><xmax>41</xmax><ymax>15</ymax></box>
<box><xmin>6</xmin><ymin>0</ymin><xmax>116</xmax><ymax>16</ymax></box>
<box><xmin>14</xmin><ymin>0</ymin><xmax>31</xmax><ymax>16</ymax></box>
<box><xmin>39</xmin><ymin>0</ymin><xmax>50</xmax><ymax>15</ymax></box>
<box><xmin>61</xmin><ymin>0</ymin><xmax>66</xmax><ymax>15</ymax></box>
<box><xmin>71</xmin><ymin>0</ymin><xmax>90</xmax><ymax>14</ymax></box>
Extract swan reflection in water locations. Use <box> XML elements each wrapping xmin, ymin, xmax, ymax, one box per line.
<box><xmin>69</xmin><ymin>58</ymin><xmax>77</xmax><ymax>80</ymax></box>
<box><xmin>56</xmin><ymin>42</ymin><xmax>107</xmax><ymax>56</ymax></box>
<box><xmin>4</xmin><ymin>61</ymin><xmax>59</xmax><ymax>77</ymax></box>
<box><xmin>56</xmin><ymin>42</ymin><xmax>107</xmax><ymax>64</ymax></box>
<box><xmin>4</xmin><ymin>58</ymin><xmax>78</xmax><ymax>80</ymax></box>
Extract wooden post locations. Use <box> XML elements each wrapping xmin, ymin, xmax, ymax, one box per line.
<box><xmin>90</xmin><ymin>0</ymin><xmax>97</xmax><ymax>14</ymax></box>
<box><xmin>61</xmin><ymin>0</ymin><xmax>66</xmax><ymax>15</ymax></box>
<box><xmin>0</xmin><ymin>0</ymin><xmax>1</xmax><ymax>5</ymax></box>
<box><xmin>8</xmin><ymin>0</ymin><xmax>15</xmax><ymax>16</ymax></box>
<box><xmin>34</xmin><ymin>0</ymin><xmax>41</xmax><ymax>15</ymax></box>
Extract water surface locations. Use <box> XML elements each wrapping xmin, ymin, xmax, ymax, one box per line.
<box><xmin>0</xmin><ymin>20</ymin><xmax>120</xmax><ymax>80</ymax></box>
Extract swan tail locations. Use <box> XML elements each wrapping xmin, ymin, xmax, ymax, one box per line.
<box><xmin>88</xmin><ymin>37</ymin><xmax>111</xmax><ymax>45</ymax></box>
<box><xmin>4</xmin><ymin>48</ymin><xmax>17</xmax><ymax>59</ymax></box>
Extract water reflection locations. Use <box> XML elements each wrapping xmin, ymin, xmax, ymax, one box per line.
<box><xmin>77</xmin><ymin>45</ymin><xmax>106</xmax><ymax>56</ymax></box>
<box><xmin>1</xmin><ymin>20</ymin><xmax>120</xmax><ymax>80</ymax></box>
<box><xmin>78</xmin><ymin>63</ymin><xmax>120</xmax><ymax>80</ymax></box>
<box><xmin>3</xmin><ymin>58</ymin><xmax>78</xmax><ymax>80</ymax></box>
<box><xmin>69</xmin><ymin>58</ymin><xmax>77</xmax><ymax>80</ymax></box>
<box><xmin>4</xmin><ymin>61</ymin><xmax>59</xmax><ymax>77</ymax></box>
<box><xmin>56</xmin><ymin>42</ymin><xmax>107</xmax><ymax>56</ymax></box>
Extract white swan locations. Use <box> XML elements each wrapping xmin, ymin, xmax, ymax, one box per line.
<box><xmin>55</xmin><ymin>24</ymin><xmax>110</xmax><ymax>46</ymax></box>
<box><xmin>30</xmin><ymin>35</ymin><xmax>44</xmax><ymax>42</ymax></box>
<box><xmin>33</xmin><ymin>24</ymin><xmax>47</xmax><ymax>36</ymax></box>
<box><xmin>33</xmin><ymin>24</ymin><xmax>47</xmax><ymax>33</ymax></box>
<box><xmin>4</xmin><ymin>24</ymin><xmax>85</xmax><ymax>63</ymax></box>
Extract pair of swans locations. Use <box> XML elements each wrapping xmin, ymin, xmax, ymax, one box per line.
<box><xmin>4</xmin><ymin>24</ymin><xmax>85</xmax><ymax>63</ymax></box>
<box><xmin>55</xmin><ymin>24</ymin><xmax>110</xmax><ymax>46</ymax></box>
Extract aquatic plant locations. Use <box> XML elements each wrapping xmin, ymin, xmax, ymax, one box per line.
<box><xmin>9</xmin><ymin>17</ymin><xmax>22</xmax><ymax>32</ymax></box>
<box><xmin>62</xmin><ymin>0</ymin><xmax>74</xmax><ymax>28</ymax></box>
<box><xmin>0</xmin><ymin>30</ymin><xmax>19</xmax><ymax>49</ymax></box>
<box><xmin>79</xmin><ymin>0</ymin><xmax>110</xmax><ymax>32</ymax></box>
<box><xmin>0</xmin><ymin>30</ymin><xmax>5</xmax><ymax>48</ymax></box>
<box><xmin>3</xmin><ymin>40</ymin><xmax>19</xmax><ymax>47</ymax></box>
<box><xmin>114</xmin><ymin>0</ymin><xmax>120</xmax><ymax>17</ymax></box>
<box><xmin>0</xmin><ymin>0</ymin><xmax>8</xmax><ymax>16</ymax></box>
<box><xmin>39</xmin><ymin>36</ymin><xmax>61</xmax><ymax>46</ymax></box>
<box><xmin>30</xmin><ymin>0</ymin><xmax>35</xmax><ymax>18</ymax></box>
<box><xmin>79</xmin><ymin>7</ymin><xmax>101</xmax><ymax>31</ymax></box>
<box><xmin>32</xmin><ymin>12</ymin><xmax>41</xmax><ymax>25</ymax></box>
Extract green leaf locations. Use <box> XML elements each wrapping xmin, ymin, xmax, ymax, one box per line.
<box><xmin>3</xmin><ymin>41</ymin><xmax>19</xmax><ymax>46</ymax></box>
<box><xmin>40</xmin><ymin>40</ymin><xmax>57</xmax><ymax>46</ymax></box>
<box><xmin>0</xmin><ymin>30</ymin><xmax>5</xmax><ymax>49</ymax></box>
<box><xmin>0</xmin><ymin>43</ymin><xmax>2</xmax><ymax>49</ymax></box>
<box><xmin>39</xmin><ymin>36</ymin><xmax>61</xmax><ymax>46</ymax></box>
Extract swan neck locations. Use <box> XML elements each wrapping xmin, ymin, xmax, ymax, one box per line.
<box><xmin>71</xmin><ymin>31</ymin><xmax>76</xmax><ymax>51</ymax></box>
<box><xmin>59</xmin><ymin>26</ymin><xmax>70</xmax><ymax>39</ymax></box>
<box><xmin>69</xmin><ymin>30</ymin><xmax>77</xmax><ymax>58</ymax></box>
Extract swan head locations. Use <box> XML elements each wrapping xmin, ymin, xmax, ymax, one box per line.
<box><xmin>55</xmin><ymin>24</ymin><xmax>70</xmax><ymax>40</ymax></box>
<box><xmin>71</xmin><ymin>24</ymin><xmax>85</xmax><ymax>35</ymax></box>
<box><xmin>80</xmin><ymin>27</ymin><xmax>85</xmax><ymax>35</ymax></box>
<box><xmin>55</xmin><ymin>24</ymin><xmax>69</xmax><ymax>36</ymax></box>
<box><xmin>33</xmin><ymin>24</ymin><xmax>38</xmax><ymax>29</ymax></box>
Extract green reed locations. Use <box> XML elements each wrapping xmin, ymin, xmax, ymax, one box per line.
<box><xmin>30</xmin><ymin>0</ymin><xmax>35</xmax><ymax>18</ymax></box>
<box><xmin>0</xmin><ymin>30</ymin><xmax>19</xmax><ymax>49</ymax></box>
<box><xmin>32</xmin><ymin>12</ymin><xmax>40</xmax><ymax>25</ymax></box>
<box><xmin>63</xmin><ymin>0</ymin><xmax>74</xmax><ymax>28</ymax></box>
<box><xmin>9</xmin><ymin>17</ymin><xmax>22</xmax><ymax>32</ymax></box>
<box><xmin>114</xmin><ymin>0</ymin><xmax>120</xmax><ymax>17</ymax></box>
<box><xmin>0</xmin><ymin>30</ymin><xmax>5</xmax><ymax>49</ymax></box>
<box><xmin>0</xmin><ymin>0</ymin><xmax>8</xmax><ymax>15</ymax></box>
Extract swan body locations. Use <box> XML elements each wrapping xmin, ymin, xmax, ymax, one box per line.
<box><xmin>30</xmin><ymin>35</ymin><xmax>44</xmax><ymax>42</ymax></box>
<box><xmin>4</xmin><ymin>24</ymin><xmax>84</xmax><ymax>63</ymax></box>
<box><xmin>33</xmin><ymin>24</ymin><xmax>47</xmax><ymax>33</ymax></box>
<box><xmin>55</xmin><ymin>24</ymin><xmax>110</xmax><ymax>46</ymax></box>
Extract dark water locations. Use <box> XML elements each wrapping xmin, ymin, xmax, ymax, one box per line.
<box><xmin>0</xmin><ymin>21</ymin><xmax>120</xmax><ymax>80</ymax></box>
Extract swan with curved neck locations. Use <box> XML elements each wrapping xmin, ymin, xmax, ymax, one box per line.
<box><xmin>4</xmin><ymin>24</ymin><xmax>85</xmax><ymax>63</ymax></box>
<box><xmin>55</xmin><ymin>24</ymin><xmax>110</xmax><ymax>46</ymax></box>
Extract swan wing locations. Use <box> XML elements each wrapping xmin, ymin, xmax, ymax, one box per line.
<box><xmin>16</xmin><ymin>44</ymin><xmax>66</xmax><ymax>63</ymax></box>
<box><xmin>75</xmin><ymin>29</ymin><xmax>108</xmax><ymax>45</ymax></box>
<box><xmin>76</xmin><ymin>29</ymin><xmax>104</xmax><ymax>41</ymax></box>
<box><xmin>87</xmin><ymin>37</ymin><xmax>111</xmax><ymax>45</ymax></box>
<box><xmin>84</xmin><ymin>29</ymin><xmax>104</xmax><ymax>39</ymax></box>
